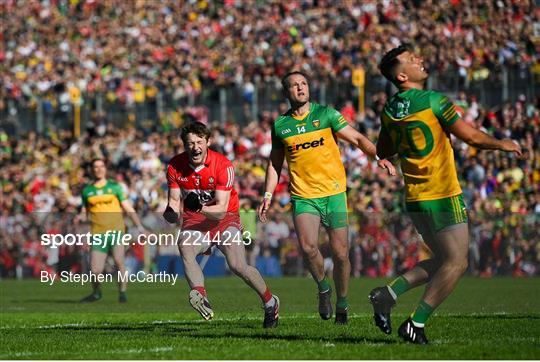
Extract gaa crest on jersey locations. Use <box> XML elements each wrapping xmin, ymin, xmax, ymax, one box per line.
<box><xmin>312</xmin><ymin>119</ymin><xmax>320</xmax><ymax>128</ymax></box>
<box><xmin>208</xmin><ymin>176</ymin><xmax>215</xmax><ymax>185</ymax></box>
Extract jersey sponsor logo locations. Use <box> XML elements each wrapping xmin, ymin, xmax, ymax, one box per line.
<box><xmin>287</xmin><ymin>137</ymin><xmax>325</xmax><ymax>153</ymax></box>
<box><xmin>281</xmin><ymin>128</ymin><xmax>291</xmax><ymax>135</ymax></box>
<box><xmin>312</xmin><ymin>119</ymin><xmax>320</xmax><ymax>128</ymax></box>
<box><xmin>179</xmin><ymin>177</ymin><xmax>188</xmax><ymax>182</ymax></box>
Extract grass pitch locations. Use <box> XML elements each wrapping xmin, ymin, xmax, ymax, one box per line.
<box><xmin>1</xmin><ymin>277</ymin><xmax>539</xmax><ymax>359</ymax></box>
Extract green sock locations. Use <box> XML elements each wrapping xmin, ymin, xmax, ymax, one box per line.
<box><xmin>411</xmin><ymin>300</ymin><xmax>434</xmax><ymax>326</ymax></box>
<box><xmin>317</xmin><ymin>277</ymin><xmax>331</xmax><ymax>293</ymax></box>
<box><xmin>387</xmin><ymin>275</ymin><xmax>411</xmax><ymax>298</ymax></box>
<box><xmin>336</xmin><ymin>296</ymin><xmax>348</xmax><ymax>310</ymax></box>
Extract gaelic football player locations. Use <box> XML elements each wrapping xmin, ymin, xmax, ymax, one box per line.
<box><xmin>370</xmin><ymin>45</ymin><xmax>522</xmax><ymax>344</ymax></box>
<box><xmin>80</xmin><ymin>159</ymin><xmax>147</xmax><ymax>303</ymax></box>
<box><xmin>164</xmin><ymin>122</ymin><xmax>279</xmax><ymax>328</ymax></box>
<box><xmin>258</xmin><ymin>71</ymin><xmax>395</xmax><ymax>324</ymax></box>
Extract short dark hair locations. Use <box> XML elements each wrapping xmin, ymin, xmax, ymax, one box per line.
<box><xmin>281</xmin><ymin>70</ymin><xmax>310</xmax><ymax>90</ymax></box>
<box><xmin>90</xmin><ymin>158</ymin><xmax>106</xmax><ymax>167</ymax></box>
<box><xmin>379</xmin><ymin>44</ymin><xmax>412</xmax><ymax>84</ymax></box>
<box><xmin>180</xmin><ymin>121</ymin><xmax>211</xmax><ymax>143</ymax></box>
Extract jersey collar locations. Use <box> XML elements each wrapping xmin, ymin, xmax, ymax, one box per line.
<box><xmin>188</xmin><ymin>149</ymin><xmax>212</xmax><ymax>172</ymax></box>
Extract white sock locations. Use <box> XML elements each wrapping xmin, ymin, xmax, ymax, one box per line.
<box><xmin>264</xmin><ymin>296</ymin><xmax>276</xmax><ymax>308</ymax></box>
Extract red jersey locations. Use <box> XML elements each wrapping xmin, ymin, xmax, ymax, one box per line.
<box><xmin>166</xmin><ymin>149</ymin><xmax>239</xmax><ymax>214</ymax></box>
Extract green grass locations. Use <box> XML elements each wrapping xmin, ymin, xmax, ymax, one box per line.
<box><xmin>1</xmin><ymin>277</ymin><xmax>539</xmax><ymax>359</ymax></box>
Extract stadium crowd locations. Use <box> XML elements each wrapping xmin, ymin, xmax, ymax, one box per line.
<box><xmin>1</xmin><ymin>90</ymin><xmax>539</xmax><ymax>279</ymax></box>
<box><xmin>1</xmin><ymin>0</ymin><xmax>538</xmax><ymax>105</ymax></box>
<box><xmin>1</xmin><ymin>0</ymin><xmax>539</xmax><ymax>279</ymax></box>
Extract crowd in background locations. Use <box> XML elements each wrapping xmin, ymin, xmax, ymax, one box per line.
<box><xmin>1</xmin><ymin>0</ymin><xmax>539</xmax><ymax>279</ymax></box>
<box><xmin>1</xmin><ymin>0</ymin><xmax>538</xmax><ymax>107</ymax></box>
<box><xmin>1</xmin><ymin>90</ymin><xmax>539</xmax><ymax>279</ymax></box>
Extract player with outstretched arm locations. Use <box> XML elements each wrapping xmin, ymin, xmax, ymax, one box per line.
<box><xmin>369</xmin><ymin>45</ymin><xmax>522</xmax><ymax>344</ymax></box>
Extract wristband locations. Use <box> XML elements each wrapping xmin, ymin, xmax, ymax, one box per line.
<box><xmin>263</xmin><ymin>192</ymin><xmax>273</xmax><ymax>201</ymax></box>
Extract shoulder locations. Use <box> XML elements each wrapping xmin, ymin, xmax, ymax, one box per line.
<box><xmin>106</xmin><ymin>181</ymin><xmax>124</xmax><ymax>192</ymax></box>
<box><xmin>273</xmin><ymin>112</ymin><xmax>290</xmax><ymax>129</ymax></box>
<box><xmin>427</xmin><ymin>90</ymin><xmax>453</xmax><ymax>113</ymax></box>
<box><xmin>82</xmin><ymin>184</ymin><xmax>92</xmax><ymax>194</ymax></box>
<box><xmin>401</xmin><ymin>88</ymin><xmax>433</xmax><ymax>104</ymax></box>
<box><xmin>210</xmin><ymin>149</ymin><xmax>233</xmax><ymax>167</ymax></box>
<box><xmin>107</xmin><ymin>180</ymin><xmax>123</xmax><ymax>188</ymax></box>
<box><xmin>315</xmin><ymin>103</ymin><xmax>342</xmax><ymax>119</ymax></box>
<box><xmin>429</xmin><ymin>91</ymin><xmax>452</xmax><ymax>109</ymax></box>
<box><xmin>426</xmin><ymin>90</ymin><xmax>447</xmax><ymax>103</ymax></box>
<box><xmin>312</xmin><ymin>102</ymin><xmax>332</xmax><ymax>113</ymax></box>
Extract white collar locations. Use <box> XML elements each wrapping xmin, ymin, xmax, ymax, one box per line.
<box><xmin>189</xmin><ymin>164</ymin><xmax>206</xmax><ymax>173</ymax></box>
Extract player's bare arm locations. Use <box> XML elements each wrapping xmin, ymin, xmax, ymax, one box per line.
<box><xmin>120</xmin><ymin>200</ymin><xmax>147</xmax><ymax>233</ymax></box>
<box><xmin>258</xmin><ymin>147</ymin><xmax>285</xmax><ymax>223</ymax></box>
<box><xmin>200</xmin><ymin>189</ymin><xmax>231</xmax><ymax>220</ymax></box>
<box><xmin>446</xmin><ymin>119</ymin><xmax>522</xmax><ymax>156</ymax></box>
<box><xmin>164</xmin><ymin>187</ymin><xmax>182</xmax><ymax>224</ymax></box>
<box><xmin>336</xmin><ymin>125</ymin><xmax>396</xmax><ymax>176</ymax></box>
<box><xmin>76</xmin><ymin>206</ymin><xmax>88</xmax><ymax>224</ymax></box>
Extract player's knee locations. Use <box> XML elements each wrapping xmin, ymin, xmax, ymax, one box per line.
<box><xmin>301</xmin><ymin>245</ymin><xmax>319</xmax><ymax>260</ymax></box>
<box><xmin>457</xmin><ymin>259</ymin><xmax>468</xmax><ymax>274</ymax></box>
<box><xmin>446</xmin><ymin>258</ymin><xmax>468</xmax><ymax>275</ymax></box>
<box><xmin>331</xmin><ymin>248</ymin><xmax>349</xmax><ymax>263</ymax></box>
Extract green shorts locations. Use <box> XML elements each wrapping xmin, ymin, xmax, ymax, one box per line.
<box><xmin>291</xmin><ymin>192</ymin><xmax>348</xmax><ymax>229</ymax></box>
<box><xmin>90</xmin><ymin>232</ymin><xmax>124</xmax><ymax>254</ymax></box>
<box><xmin>406</xmin><ymin>194</ymin><xmax>468</xmax><ymax>236</ymax></box>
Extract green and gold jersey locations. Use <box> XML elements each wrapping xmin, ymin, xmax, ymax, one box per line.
<box><xmin>271</xmin><ymin>102</ymin><xmax>348</xmax><ymax>198</ymax></box>
<box><xmin>381</xmin><ymin>88</ymin><xmax>462</xmax><ymax>202</ymax></box>
<box><xmin>82</xmin><ymin>180</ymin><xmax>126</xmax><ymax>233</ymax></box>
